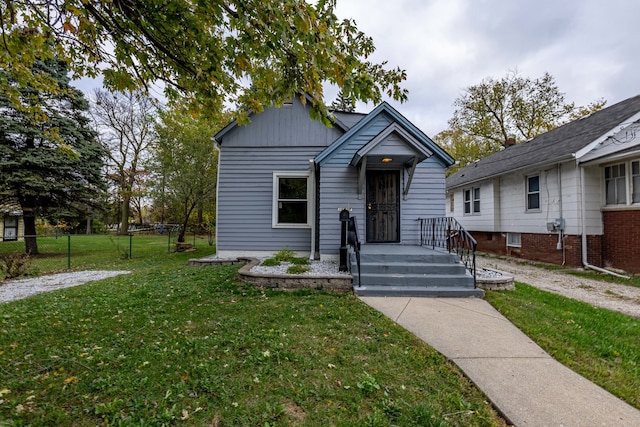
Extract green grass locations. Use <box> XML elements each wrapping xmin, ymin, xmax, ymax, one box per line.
<box><xmin>486</xmin><ymin>283</ymin><xmax>640</xmax><ymax>409</ymax></box>
<box><xmin>0</xmin><ymin>248</ymin><xmax>505</xmax><ymax>426</ymax></box>
<box><xmin>1</xmin><ymin>235</ymin><xmax>213</xmax><ymax>277</ymax></box>
<box><xmin>566</xmin><ymin>270</ymin><xmax>640</xmax><ymax>288</ymax></box>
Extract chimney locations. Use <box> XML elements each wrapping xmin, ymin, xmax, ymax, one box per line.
<box><xmin>505</xmin><ymin>137</ymin><xmax>516</xmax><ymax>147</ymax></box>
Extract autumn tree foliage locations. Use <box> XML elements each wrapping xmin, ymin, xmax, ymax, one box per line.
<box><xmin>1</xmin><ymin>0</ymin><xmax>408</xmax><ymax>123</ymax></box>
<box><xmin>436</xmin><ymin>71</ymin><xmax>605</xmax><ymax>173</ymax></box>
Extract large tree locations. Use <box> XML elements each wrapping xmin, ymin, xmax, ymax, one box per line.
<box><xmin>436</xmin><ymin>71</ymin><xmax>605</xmax><ymax>173</ymax></box>
<box><xmin>91</xmin><ymin>89</ymin><xmax>156</xmax><ymax>234</ymax></box>
<box><xmin>153</xmin><ymin>103</ymin><xmax>227</xmax><ymax>243</ymax></box>
<box><xmin>0</xmin><ymin>58</ymin><xmax>105</xmax><ymax>254</ymax></box>
<box><xmin>1</xmin><ymin>0</ymin><xmax>408</xmax><ymax>123</ymax></box>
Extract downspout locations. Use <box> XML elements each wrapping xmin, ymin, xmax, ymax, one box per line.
<box><xmin>309</xmin><ymin>159</ymin><xmax>316</xmax><ymax>261</ymax></box>
<box><xmin>557</xmin><ymin>164</ymin><xmax>565</xmax><ymax>265</ymax></box>
<box><xmin>579</xmin><ymin>164</ymin><xmax>630</xmax><ymax>278</ymax></box>
<box><xmin>214</xmin><ymin>140</ymin><xmax>222</xmax><ymax>254</ymax></box>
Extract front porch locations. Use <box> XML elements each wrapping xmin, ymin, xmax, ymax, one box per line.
<box><xmin>351</xmin><ymin>244</ymin><xmax>484</xmax><ymax>297</ymax></box>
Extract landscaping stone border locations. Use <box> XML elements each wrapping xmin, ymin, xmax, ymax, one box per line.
<box><xmin>189</xmin><ymin>257</ymin><xmax>353</xmax><ymax>292</ymax></box>
<box><xmin>476</xmin><ymin>268</ymin><xmax>515</xmax><ymax>291</ymax></box>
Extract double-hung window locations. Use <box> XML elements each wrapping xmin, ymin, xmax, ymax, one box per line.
<box><xmin>272</xmin><ymin>172</ymin><xmax>310</xmax><ymax>227</ymax></box>
<box><xmin>604</xmin><ymin>163</ymin><xmax>627</xmax><ymax>205</ymax></box>
<box><xmin>526</xmin><ymin>175</ymin><xmax>540</xmax><ymax>211</ymax></box>
<box><xmin>463</xmin><ymin>187</ymin><xmax>480</xmax><ymax>214</ymax></box>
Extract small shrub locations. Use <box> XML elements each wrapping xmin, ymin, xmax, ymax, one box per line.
<box><xmin>261</xmin><ymin>258</ymin><xmax>280</xmax><ymax>267</ymax></box>
<box><xmin>286</xmin><ymin>265</ymin><xmax>310</xmax><ymax>274</ymax></box>
<box><xmin>0</xmin><ymin>251</ymin><xmax>35</xmax><ymax>279</ymax></box>
<box><xmin>273</xmin><ymin>248</ymin><xmax>295</xmax><ymax>262</ymax></box>
<box><xmin>291</xmin><ymin>257</ymin><xmax>310</xmax><ymax>266</ymax></box>
<box><xmin>357</xmin><ymin>371</ymin><xmax>381</xmax><ymax>395</ymax></box>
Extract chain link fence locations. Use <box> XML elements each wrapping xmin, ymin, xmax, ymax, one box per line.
<box><xmin>0</xmin><ymin>227</ymin><xmax>215</xmax><ymax>280</ymax></box>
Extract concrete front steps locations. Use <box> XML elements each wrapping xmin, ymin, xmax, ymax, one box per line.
<box><xmin>352</xmin><ymin>245</ymin><xmax>484</xmax><ymax>297</ymax></box>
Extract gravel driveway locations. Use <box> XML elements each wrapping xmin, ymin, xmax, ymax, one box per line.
<box><xmin>478</xmin><ymin>255</ymin><xmax>640</xmax><ymax>318</ymax></box>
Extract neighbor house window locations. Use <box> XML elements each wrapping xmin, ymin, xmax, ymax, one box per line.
<box><xmin>272</xmin><ymin>172</ymin><xmax>310</xmax><ymax>227</ymax></box>
<box><xmin>526</xmin><ymin>175</ymin><xmax>540</xmax><ymax>211</ymax></box>
<box><xmin>632</xmin><ymin>161</ymin><xmax>640</xmax><ymax>203</ymax></box>
<box><xmin>449</xmin><ymin>193</ymin><xmax>454</xmax><ymax>212</ymax></box>
<box><xmin>464</xmin><ymin>187</ymin><xmax>480</xmax><ymax>214</ymax></box>
<box><xmin>3</xmin><ymin>216</ymin><xmax>18</xmax><ymax>241</ymax></box>
<box><xmin>604</xmin><ymin>163</ymin><xmax>627</xmax><ymax>205</ymax></box>
<box><xmin>507</xmin><ymin>232</ymin><xmax>521</xmax><ymax>247</ymax></box>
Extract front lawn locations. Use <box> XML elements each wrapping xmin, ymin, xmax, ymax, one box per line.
<box><xmin>0</xmin><ymin>254</ymin><xmax>505</xmax><ymax>426</ymax></box>
<box><xmin>486</xmin><ymin>283</ymin><xmax>640</xmax><ymax>409</ymax></box>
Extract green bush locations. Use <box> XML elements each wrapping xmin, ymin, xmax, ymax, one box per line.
<box><xmin>291</xmin><ymin>256</ymin><xmax>310</xmax><ymax>266</ymax></box>
<box><xmin>273</xmin><ymin>248</ymin><xmax>295</xmax><ymax>262</ymax></box>
<box><xmin>286</xmin><ymin>264</ymin><xmax>310</xmax><ymax>274</ymax></box>
<box><xmin>0</xmin><ymin>251</ymin><xmax>35</xmax><ymax>279</ymax></box>
<box><xmin>261</xmin><ymin>258</ymin><xmax>280</xmax><ymax>267</ymax></box>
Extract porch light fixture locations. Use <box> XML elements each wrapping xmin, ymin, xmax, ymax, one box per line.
<box><xmin>381</xmin><ymin>157</ymin><xmax>393</xmax><ymax>163</ymax></box>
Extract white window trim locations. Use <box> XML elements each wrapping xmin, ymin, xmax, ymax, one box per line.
<box><xmin>272</xmin><ymin>171</ymin><xmax>311</xmax><ymax>228</ymax></box>
<box><xmin>463</xmin><ymin>187</ymin><xmax>480</xmax><ymax>215</ymax></box>
<box><xmin>603</xmin><ymin>160</ymin><xmax>640</xmax><ymax>206</ymax></box>
<box><xmin>526</xmin><ymin>174</ymin><xmax>541</xmax><ymax>212</ymax></box>
<box><xmin>506</xmin><ymin>232</ymin><xmax>521</xmax><ymax>248</ymax></box>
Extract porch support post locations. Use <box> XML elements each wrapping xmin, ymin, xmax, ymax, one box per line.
<box><xmin>357</xmin><ymin>156</ymin><xmax>367</xmax><ymax>199</ymax></box>
<box><xmin>403</xmin><ymin>156</ymin><xmax>419</xmax><ymax>200</ymax></box>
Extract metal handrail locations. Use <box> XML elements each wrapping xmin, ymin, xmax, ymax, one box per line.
<box><xmin>417</xmin><ymin>217</ymin><xmax>477</xmax><ymax>287</ymax></box>
<box><xmin>347</xmin><ymin>216</ymin><xmax>362</xmax><ymax>286</ymax></box>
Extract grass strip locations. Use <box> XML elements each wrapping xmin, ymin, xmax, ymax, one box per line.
<box><xmin>486</xmin><ymin>283</ymin><xmax>640</xmax><ymax>409</ymax></box>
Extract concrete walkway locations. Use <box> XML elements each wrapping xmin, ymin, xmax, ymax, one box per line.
<box><xmin>359</xmin><ymin>297</ymin><xmax>640</xmax><ymax>426</ymax></box>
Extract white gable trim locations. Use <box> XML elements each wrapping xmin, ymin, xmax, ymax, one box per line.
<box><xmin>574</xmin><ymin>111</ymin><xmax>640</xmax><ymax>162</ymax></box>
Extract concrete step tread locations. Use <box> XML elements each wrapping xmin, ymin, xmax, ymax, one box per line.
<box><xmin>354</xmin><ymin>285</ymin><xmax>484</xmax><ymax>297</ymax></box>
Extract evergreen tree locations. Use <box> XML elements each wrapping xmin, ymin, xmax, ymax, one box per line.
<box><xmin>330</xmin><ymin>90</ymin><xmax>356</xmax><ymax>112</ymax></box>
<box><xmin>0</xmin><ymin>58</ymin><xmax>106</xmax><ymax>254</ymax></box>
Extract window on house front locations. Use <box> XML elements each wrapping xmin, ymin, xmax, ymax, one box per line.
<box><xmin>507</xmin><ymin>232</ymin><xmax>521</xmax><ymax>247</ymax></box>
<box><xmin>463</xmin><ymin>187</ymin><xmax>480</xmax><ymax>214</ymax></box>
<box><xmin>273</xmin><ymin>172</ymin><xmax>310</xmax><ymax>227</ymax></box>
<box><xmin>526</xmin><ymin>175</ymin><xmax>540</xmax><ymax>211</ymax></box>
<box><xmin>604</xmin><ymin>163</ymin><xmax>627</xmax><ymax>205</ymax></box>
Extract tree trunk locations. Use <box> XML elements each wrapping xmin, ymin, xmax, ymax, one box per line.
<box><xmin>22</xmin><ymin>209</ymin><xmax>38</xmax><ymax>255</ymax></box>
<box><xmin>177</xmin><ymin>202</ymin><xmax>197</xmax><ymax>243</ymax></box>
<box><xmin>119</xmin><ymin>197</ymin><xmax>130</xmax><ymax>234</ymax></box>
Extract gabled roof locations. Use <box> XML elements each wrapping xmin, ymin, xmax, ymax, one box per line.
<box><xmin>447</xmin><ymin>94</ymin><xmax>640</xmax><ymax>189</ymax></box>
<box><xmin>315</xmin><ymin>101</ymin><xmax>454</xmax><ymax>166</ymax></box>
<box><xmin>214</xmin><ymin>94</ymin><xmax>353</xmax><ymax>143</ymax></box>
<box><xmin>0</xmin><ymin>198</ymin><xmax>22</xmax><ymax>216</ymax></box>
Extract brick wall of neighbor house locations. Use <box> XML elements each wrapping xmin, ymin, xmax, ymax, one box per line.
<box><xmin>472</xmin><ymin>232</ymin><xmax>507</xmax><ymax>255</ymax></box>
<box><xmin>603</xmin><ymin>210</ymin><xmax>640</xmax><ymax>273</ymax></box>
<box><xmin>471</xmin><ymin>230</ymin><xmax>604</xmax><ymax>269</ymax></box>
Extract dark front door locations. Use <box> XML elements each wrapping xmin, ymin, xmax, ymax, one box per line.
<box><xmin>366</xmin><ymin>171</ymin><xmax>400</xmax><ymax>242</ymax></box>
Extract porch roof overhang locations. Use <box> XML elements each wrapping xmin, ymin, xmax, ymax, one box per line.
<box><xmin>350</xmin><ymin>123</ymin><xmax>434</xmax><ymax>200</ymax></box>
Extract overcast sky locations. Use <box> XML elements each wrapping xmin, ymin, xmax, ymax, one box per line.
<box><xmin>331</xmin><ymin>0</ymin><xmax>640</xmax><ymax>136</ymax></box>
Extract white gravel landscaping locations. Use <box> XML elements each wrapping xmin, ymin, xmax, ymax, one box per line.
<box><xmin>250</xmin><ymin>259</ymin><xmax>351</xmax><ymax>277</ymax></box>
<box><xmin>0</xmin><ymin>270</ymin><xmax>130</xmax><ymax>303</ymax></box>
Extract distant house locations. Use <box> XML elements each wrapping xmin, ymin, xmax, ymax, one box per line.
<box><xmin>0</xmin><ymin>198</ymin><xmax>23</xmax><ymax>242</ymax></box>
<box><xmin>213</xmin><ymin>97</ymin><xmax>454</xmax><ymax>260</ymax></box>
<box><xmin>446</xmin><ymin>94</ymin><xmax>640</xmax><ymax>273</ymax></box>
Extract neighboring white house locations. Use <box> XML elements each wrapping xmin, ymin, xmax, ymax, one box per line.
<box><xmin>214</xmin><ymin>97</ymin><xmax>454</xmax><ymax>260</ymax></box>
<box><xmin>446</xmin><ymin>94</ymin><xmax>640</xmax><ymax>273</ymax></box>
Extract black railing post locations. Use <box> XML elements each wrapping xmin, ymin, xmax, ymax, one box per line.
<box><xmin>339</xmin><ymin>209</ymin><xmax>350</xmax><ymax>272</ymax></box>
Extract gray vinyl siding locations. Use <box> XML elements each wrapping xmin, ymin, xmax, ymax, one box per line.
<box><xmin>217</xmin><ymin>146</ymin><xmax>319</xmax><ymax>252</ymax></box>
<box><xmin>400</xmin><ymin>158</ymin><xmax>448</xmax><ymax>245</ymax></box>
<box><xmin>319</xmin><ymin>167</ymin><xmax>365</xmax><ymax>256</ymax></box>
<box><xmin>220</xmin><ymin>101</ymin><xmax>343</xmax><ymax>149</ymax></box>
<box><xmin>320</xmin><ymin>113</ymin><xmax>393</xmax><ymax>166</ymax></box>
<box><xmin>318</xmin><ymin>158</ymin><xmax>448</xmax><ymax>255</ymax></box>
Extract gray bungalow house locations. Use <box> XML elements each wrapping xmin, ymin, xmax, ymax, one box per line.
<box><xmin>214</xmin><ymin>97</ymin><xmax>455</xmax><ymax>261</ymax></box>
<box><xmin>446</xmin><ymin>94</ymin><xmax>640</xmax><ymax>273</ymax></box>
